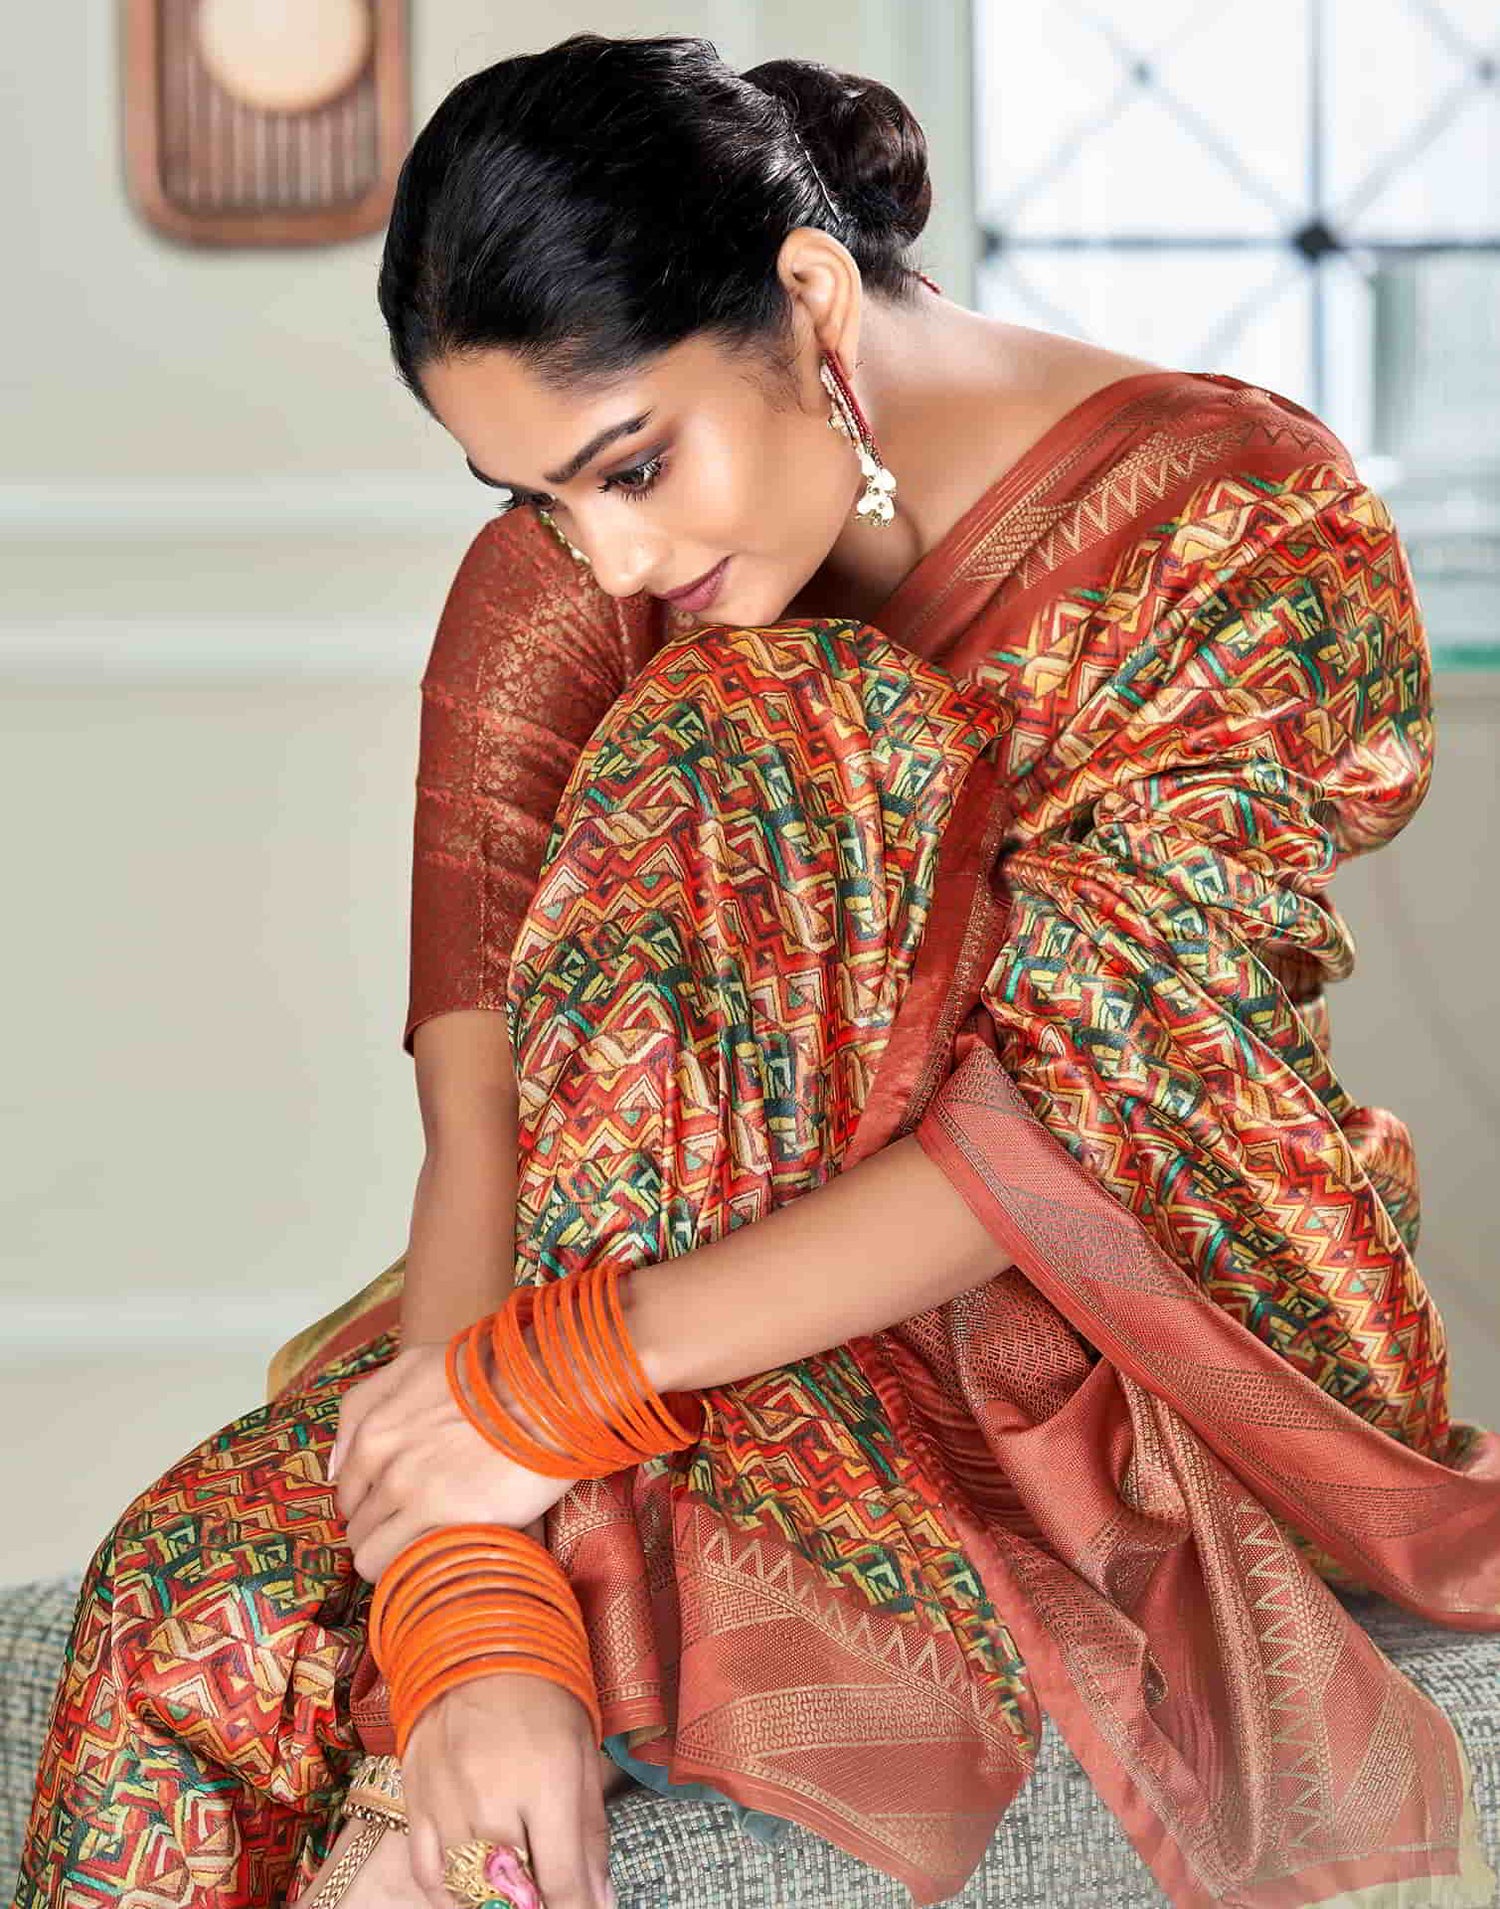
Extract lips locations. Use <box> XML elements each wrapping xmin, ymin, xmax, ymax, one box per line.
<box><xmin>658</xmin><ymin>557</ymin><xmax>729</xmax><ymax>611</ymax></box>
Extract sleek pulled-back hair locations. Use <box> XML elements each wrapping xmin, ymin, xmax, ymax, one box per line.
<box><xmin>376</xmin><ymin>32</ymin><xmax>933</xmax><ymax>407</ymax></box>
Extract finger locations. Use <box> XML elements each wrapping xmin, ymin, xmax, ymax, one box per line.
<box><xmin>400</xmin><ymin>1721</ymin><xmax>456</xmax><ymax>1909</ymax></box>
<box><xmin>330</xmin><ymin>1408</ymin><xmax>376</xmax><ymax>1501</ymax></box>
<box><xmin>522</xmin><ymin>1765</ymin><xmax>607</xmax><ymax>1909</ymax></box>
<box><xmin>332</xmin><ymin>1413</ymin><xmax>398</xmax><ymax>1524</ymax></box>
<box><xmin>326</xmin><ymin>1373</ymin><xmax>385</xmax><ymax>1482</ymax></box>
<box><xmin>577</xmin><ymin>1754</ymin><xmax>615</xmax><ymax>1907</ymax></box>
<box><xmin>457</xmin><ymin>1794</ymin><xmax>535</xmax><ymax>1909</ymax></box>
<box><xmin>341</xmin><ymin>1463</ymin><xmax>399</xmax><ymax>1559</ymax></box>
<box><xmin>407</xmin><ymin>1811</ymin><xmax>450</xmax><ymax>1909</ymax></box>
<box><xmin>351</xmin><ymin>1505</ymin><xmax>432</xmax><ymax>1585</ymax></box>
<box><xmin>328</xmin><ymin>1356</ymin><xmax>406</xmax><ymax>1481</ymax></box>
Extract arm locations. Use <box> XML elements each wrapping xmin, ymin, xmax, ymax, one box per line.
<box><xmin>617</xmin><ymin>1131</ymin><xmax>1002</xmax><ymax>1397</ymax></box>
<box><xmin>400</xmin><ymin>1005</ymin><xmax>555</xmax><ymax>1540</ymax></box>
<box><xmin>400</xmin><ymin>1007</ymin><xmax>520</xmax><ymax>1345</ymax></box>
<box><xmin>395</xmin><ymin>505</ymin><xmax>655</xmax><ymax>1526</ymax></box>
<box><xmin>403</xmin><ymin>507</ymin><xmax>659</xmax><ymax>1058</ymax></box>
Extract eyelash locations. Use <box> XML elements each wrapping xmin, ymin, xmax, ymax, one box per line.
<box><xmin>602</xmin><ymin>451</ymin><xmax>668</xmax><ymax>504</ymax></box>
<box><xmin>495</xmin><ymin>451</ymin><xmax>668</xmax><ymax>518</ymax></box>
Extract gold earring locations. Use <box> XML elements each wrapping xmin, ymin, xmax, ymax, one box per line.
<box><xmin>819</xmin><ymin>355</ymin><xmax>897</xmax><ymax>527</ymax></box>
<box><xmin>538</xmin><ymin>507</ymin><xmax>589</xmax><ymax>565</ymax></box>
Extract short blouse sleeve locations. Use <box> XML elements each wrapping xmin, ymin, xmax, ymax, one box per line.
<box><xmin>403</xmin><ymin>507</ymin><xmax>663</xmax><ymax>1055</ymax></box>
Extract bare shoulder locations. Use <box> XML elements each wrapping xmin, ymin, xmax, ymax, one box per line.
<box><xmin>987</xmin><ymin>320</ymin><xmax>1170</xmax><ymax>435</ymax></box>
<box><xmin>909</xmin><ymin>319</ymin><xmax>1171</xmax><ymax>536</ymax></box>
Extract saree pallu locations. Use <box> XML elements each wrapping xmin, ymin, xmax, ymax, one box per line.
<box><xmin>19</xmin><ymin>370</ymin><xmax>1500</xmax><ymax>1909</ymax></box>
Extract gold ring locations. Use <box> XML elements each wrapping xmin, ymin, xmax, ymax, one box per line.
<box><xmin>441</xmin><ymin>1836</ymin><xmax>544</xmax><ymax>1908</ymax></box>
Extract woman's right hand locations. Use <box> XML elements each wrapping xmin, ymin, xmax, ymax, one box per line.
<box><xmin>400</xmin><ymin>1670</ymin><xmax>615</xmax><ymax>1909</ymax></box>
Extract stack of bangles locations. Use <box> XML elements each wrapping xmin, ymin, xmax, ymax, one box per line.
<box><xmin>368</xmin><ymin>1260</ymin><xmax>706</xmax><ymax>1763</ymax></box>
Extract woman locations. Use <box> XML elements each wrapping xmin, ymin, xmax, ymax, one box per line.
<box><xmin>18</xmin><ymin>30</ymin><xmax>1500</xmax><ymax>1909</ymax></box>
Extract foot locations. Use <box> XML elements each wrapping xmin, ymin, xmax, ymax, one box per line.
<box><xmin>289</xmin><ymin>1752</ymin><xmax>638</xmax><ymax>1906</ymax></box>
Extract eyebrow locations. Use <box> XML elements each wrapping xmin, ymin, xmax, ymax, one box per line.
<box><xmin>465</xmin><ymin>409</ymin><xmax>655</xmax><ymax>497</ymax></box>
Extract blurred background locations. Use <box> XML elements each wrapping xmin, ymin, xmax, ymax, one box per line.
<box><xmin>3</xmin><ymin>1</ymin><xmax>1496</xmax><ymax>1580</ymax></box>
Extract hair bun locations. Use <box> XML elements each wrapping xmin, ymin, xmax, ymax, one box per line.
<box><xmin>740</xmin><ymin>57</ymin><xmax>932</xmax><ymax>248</ymax></box>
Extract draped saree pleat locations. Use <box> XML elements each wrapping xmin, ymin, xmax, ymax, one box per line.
<box><xmin>17</xmin><ymin>369</ymin><xmax>1500</xmax><ymax>1909</ymax></box>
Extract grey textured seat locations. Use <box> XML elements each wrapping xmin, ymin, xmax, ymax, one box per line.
<box><xmin>4</xmin><ymin>1574</ymin><xmax>1498</xmax><ymax>1905</ymax></box>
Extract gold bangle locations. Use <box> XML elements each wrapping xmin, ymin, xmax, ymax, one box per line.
<box><xmin>339</xmin><ymin>1752</ymin><xmax>407</xmax><ymax>1832</ymax></box>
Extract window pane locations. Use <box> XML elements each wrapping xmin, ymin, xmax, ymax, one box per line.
<box><xmin>973</xmin><ymin>0</ymin><xmax>1500</xmax><ymax>670</ymax></box>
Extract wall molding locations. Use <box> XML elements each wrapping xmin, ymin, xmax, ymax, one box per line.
<box><xmin>3</xmin><ymin>614</ymin><xmax>435</xmax><ymax>679</ymax></box>
<box><xmin>0</xmin><ymin>475</ymin><xmax>490</xmax><ymax>540</ymax></box>
<box><xmin>1</xmin><ymin>1290</ymin><xmax>339</xmax><ymax>1358</ymax></box>
<box><xmin>0</xmin><ymin>475</ymin><xmax>486</xmax><ymax>676</ymax></box>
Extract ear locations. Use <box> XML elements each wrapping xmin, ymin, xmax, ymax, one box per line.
<box><xmin>775</xmin><ymin>226</ymin><xmax>864</xmax><ymax>392</ymax></box>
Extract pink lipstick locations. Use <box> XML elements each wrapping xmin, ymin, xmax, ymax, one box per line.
<box><xmin>657</xmin><ymin>556</ymin><xmax>729</xmax><ymax>614</ymax></box>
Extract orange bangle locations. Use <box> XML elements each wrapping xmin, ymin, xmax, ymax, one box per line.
<box><xmin>385</xmin><ymin>1591</ymin><xmax>580</xmax><ymax>1673</ymax></box>
<box><xmin>371</xmin><ymin>1527</ymin><xmax>601</xmax><ymax>1755</ymax></box>
<box><xmin>396</xmin><ymin>1618</ymin><xmax>595</xmax><ymax>1695</ymax></box>
<box><xmin>553</xmin><ymin>1267</ymin><xmax>641</xmax><ymax>1443</ymax></box>
<box><xmin>579</xmin><ymin>1264</ymin><xmax>666</xmax><ymax>1452</ymax></box>
<box><xmin>392</xmin><ymin>1593</ymin><xmax>583</xmax><ymax>1669</ymax></box>
<box><xmin>601</xmin><ymin>1266</ymin><xmax>703</xmax><ymax>1448</ymax></box>
<box><xmin>451</xmin><ymin>1265</ymin><xmax>701</xmax><ymax>1477</ymax></box>
<box><xmin>441</xmin><ymin>1265</ymin><xmax>705</xmax><ymax>1480</ymax></box>
<box><xmin>395</xmin><ymin>1627</ymin><xmax>593</xmax><ymax>1710</ymax></box>
<box><xmin>490</xmin><ymin>1298</ymin><xmax>611</xmax><ymax>1470</ymax></box>
<box><xmin>526</xmin><ymin>1290</ymin><xmax>618</xmax><ymax>1461</ymax></box>
<box><xmin>371</xmin><ymin>1528</ymin><xmax>579</xmax><ymax>1659</ymax></box>
<box><xmin>511</xmin><ymin>1282</ymin><xmax>641</xmax><ymax>1473</ymax></box>
<box><xmin>571</xmin><ymin>1265</ymin><xmax>687</xmax><ymax>1451</ymax></box>
<box><xmin>374</xmin><ymin>1542</ymin><xmax>580</xmax><ymax>1649</ymax></box>
<box><xmin>541</xmin><ymin>1282</ymin><xmax>652</xmax><ymax>1458</ymax></box>
<box><xmin>455</xmin><ymin>1314</ymin><xmax>593</xmax><ymax>1475</ymax></box>
<box><xmin>568</xmin><ymin>1264</ymin><xmax>703</xmax><ymax>1451</ymax></box>
<box><xmin>465</xmin><ymin>1317</ymin><xmax>582</xmax><ymax>1468</ymax></box>
<box><xmin>501</xmin><ymin>1286</ymin><xmax>637</xmax><ymax>1470</ymax></box>
<box><xmin>392</xmin><ymin>1607</ymin><xmax>588</xmax><ymax>1679</ymax></box>
<box><xmin>445</xmin><ymin>1329</ymin><xmax>520</xmax><ymax>1457</ymax></box>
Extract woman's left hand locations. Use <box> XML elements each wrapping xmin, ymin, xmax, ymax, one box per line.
<box><xmin>327</xmin><ymin>1339</ymin><xmax>581</xmax><ymax>1582</ymax></box>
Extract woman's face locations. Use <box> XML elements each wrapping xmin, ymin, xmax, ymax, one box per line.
<box><xmin>418</xmin><ymin>232</ymin><xmax>865</xmax><ymax>627</ymax></box>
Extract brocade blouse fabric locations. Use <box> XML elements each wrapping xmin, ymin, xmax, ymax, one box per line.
<box><xmin>403</xmin><ymin>507</ymin><xmax>680</xmax><ymax>1053</ymax></box>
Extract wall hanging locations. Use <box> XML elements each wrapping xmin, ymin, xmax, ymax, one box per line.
<box><xmin>123</xmin><ymin>0</ymin><xmax>409</xmax><ymax>247</ymax></box>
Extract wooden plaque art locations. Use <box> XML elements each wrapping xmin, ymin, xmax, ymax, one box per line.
<box><xmin>122</xmin><ymin>0</ymin><xmax>410</xmax><ymax>247</ymax></box>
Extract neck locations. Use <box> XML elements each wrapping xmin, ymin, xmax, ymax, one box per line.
<box><xmin>805</xmin><ymin>283</ymin><xmax>1007</xmax><ymax>620</ymax></box>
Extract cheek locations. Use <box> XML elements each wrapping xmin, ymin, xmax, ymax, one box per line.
<box><xmin>675</xmin><ymin>413</ymin><xmax>814</xmax><ymax>551</ymax></box>
<box><xmin>674</xmin><ymin>423</ymin><xmax>760</xmax><ymax>543</ymax></box>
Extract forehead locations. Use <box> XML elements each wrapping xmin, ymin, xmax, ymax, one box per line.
<box><xmin>420</xmin><ymin>333</ymin><xmax>755</xmax><ymax>482</ymax></box>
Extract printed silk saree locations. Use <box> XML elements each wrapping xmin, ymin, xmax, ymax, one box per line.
<box><xmin>18</xmin><ymin>369</ymin><xmax>1500</xmax><ymax>1909</ymax></box>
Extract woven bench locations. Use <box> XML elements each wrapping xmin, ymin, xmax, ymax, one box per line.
<box><xmin>5</xmin><ymin>1574</ymin><xmax>1498</xmax><ymax>1905</ymax></box>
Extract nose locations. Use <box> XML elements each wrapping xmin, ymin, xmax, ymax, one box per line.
<box><xmin>576</xmin><ymin>511</ymin><xmax>662</xmax><ymax>600</ymax></box>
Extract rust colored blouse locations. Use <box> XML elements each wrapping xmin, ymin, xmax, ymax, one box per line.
<box><xmin>403</xmin><ymin>506</ymin><xmax>678</xmax><ymax>1054</ymax></box>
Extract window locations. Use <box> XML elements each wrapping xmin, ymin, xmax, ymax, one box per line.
<box><xmin>973</xmin><ymin>0</ymin><xmax>1500</xmax><ymax>667</ymax></box>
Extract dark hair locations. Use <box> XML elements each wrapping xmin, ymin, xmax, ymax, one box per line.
<box><xmin>376</xmin><ymin>32</ymin><xmax>932</xmax><ymax>407</ymax></box>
